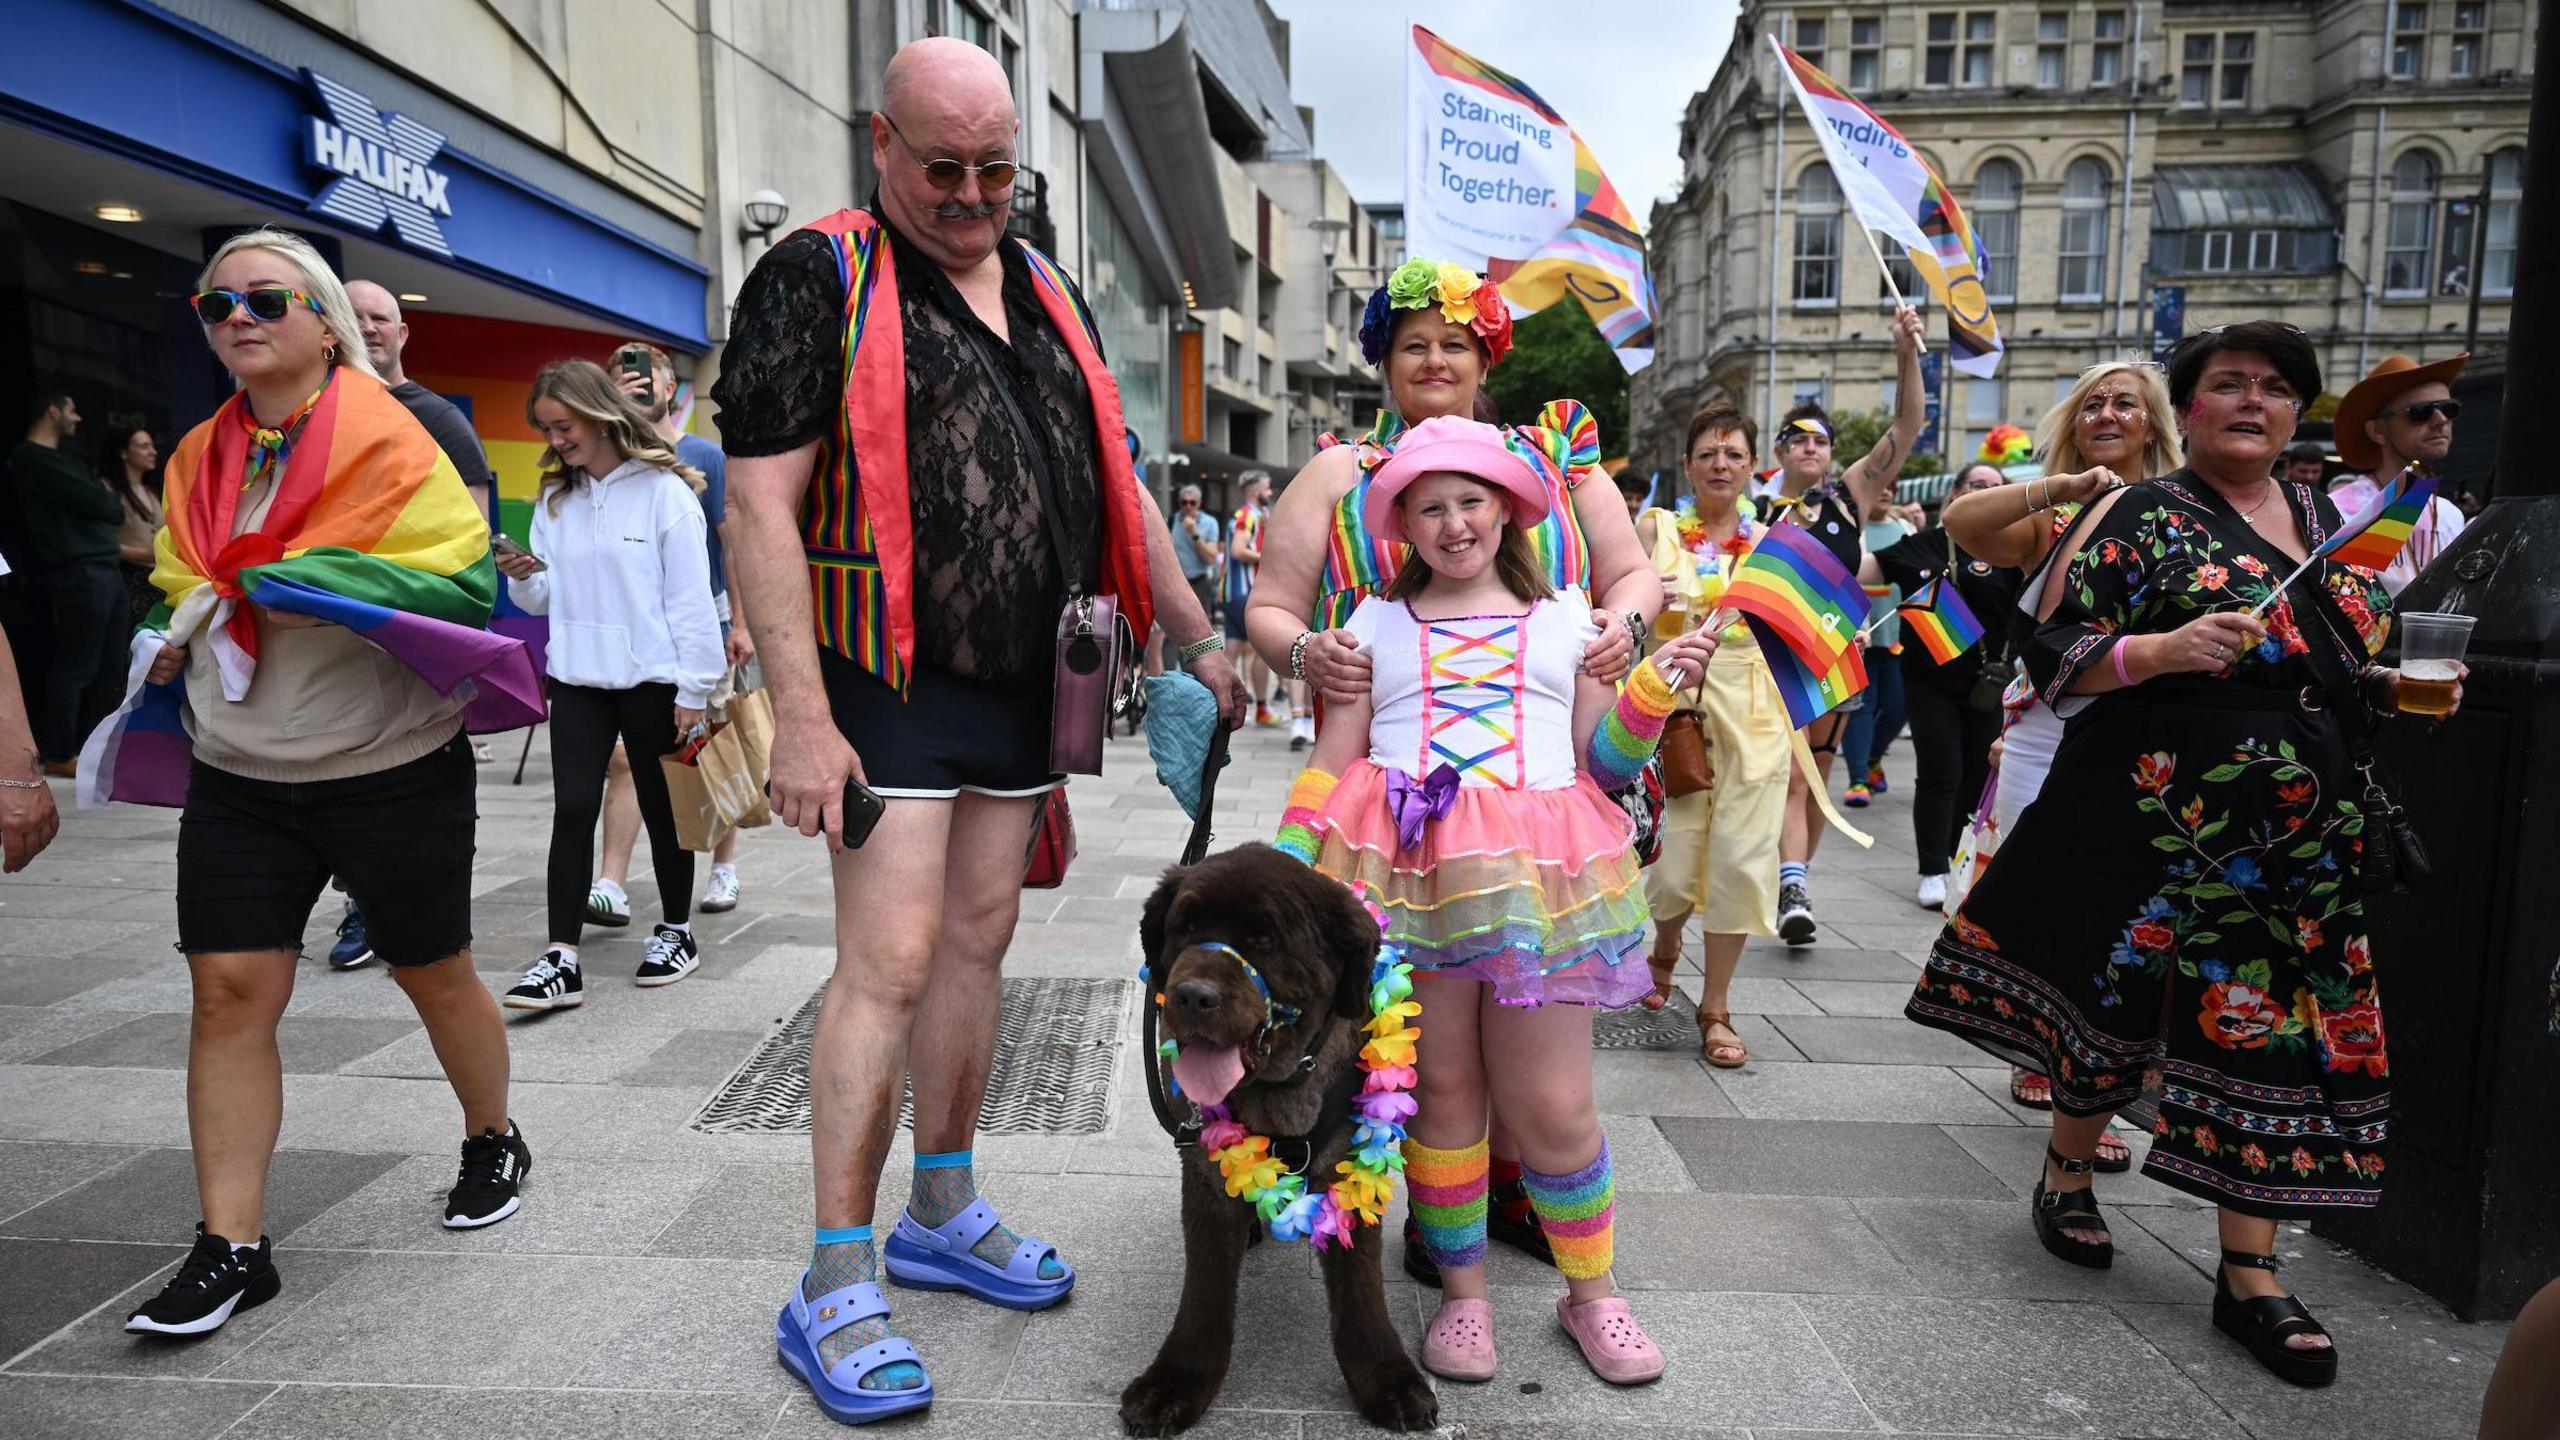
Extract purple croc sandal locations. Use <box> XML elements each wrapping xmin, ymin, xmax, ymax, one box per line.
<box><xmin>883</xmin><ymin>1200</ymin><xmax>1074</xmax><ymax>1310</ymax></box>
<box><xmin>775</xmin><ymin>1274</ymin><xmax>934</xmax><ymax>1425</ymax></box>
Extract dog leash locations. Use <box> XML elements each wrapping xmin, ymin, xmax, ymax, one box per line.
<box><xmin>1142</xmin><ymin>720</ymin><xmax>1234</xmax><ymax>1142</ymax></box>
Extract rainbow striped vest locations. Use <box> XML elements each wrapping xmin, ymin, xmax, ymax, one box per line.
<box><xmin>1313</xmin><ymin>401</ymin><xmax>1601</xmax><ymax>631</ymax></box>
<box><xmin>794</xmin><ymin>209</ymin><xmax>1154</xmax><ymax>693</ymax></box>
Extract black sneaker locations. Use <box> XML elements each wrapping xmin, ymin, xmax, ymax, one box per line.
<box><xmin>1487</xmin><ymin>1179</ymin><xmax>1557</xmax><ymax>1266</ymax></box>
<box><xmin>1778</xmin><ymin>882</ymin><xmax>1817</xmax><ymax>946</ymax></box>
<box><xmin>327</xmin><ymin>905</ymin><xmax>375</xmax><ymax>971</ymax></box>
<box><xmin>125</xmin><ymin>1225</ymin><xmax>279</xmax><ymax>1336</ymax></box>
<box><xmin>634</xmin><ymin>923</ymin><xmax>699</xmax><ymax>988</ymax></box>
<box><xmin>503</xmin><ymin>949</ymin><xmax>582</xmax><ymax>1010</ymax></box>
<box><xmin>1401</xmin><ymin>1214</ymin><xmax>1442</xmax><ymax>1289</ymax></box>
<box><xmin>446</xmin><ymin>1122</ymin><xmax>532</xmax><ymax>1229</ymax></box>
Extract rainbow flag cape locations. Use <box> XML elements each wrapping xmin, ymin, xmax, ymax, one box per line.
<box><xmin>1770</xmin><ymin>38</ymin><xmax>2005</xmax><ymax>378</ymax></box>
<box><xmin>1720</xmin><ymin>522</ymin><xmax>1870</xmax><ymax>673</ymax></box>
<box><xmin>2319</xmin><ymin>468</ymin><xmax>2439</xmax><ymax>571</ymax></box>
<box><xmin>1896</xmin><ymin>577</ymin><xmax>1986</xmax><ymax>665</ymax></box>
<box><xmin>78</xmin><ymin>371</ymin><xmax>541</xmax><ymax>809</ymax></box>
<box><xmin>1750</xmin><ymin>615</ymin><xmax>1871</xmax><ymax>729</ymax></box>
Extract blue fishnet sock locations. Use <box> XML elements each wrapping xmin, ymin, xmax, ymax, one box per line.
<box><xmin>908</xmin><ymin>1151</ymin><xmax>1066</xmax><ymax>1280</ymax></box>
<box><xmin>805</xmin><ymin>1227</ymin><xmax>922</xmax><ymax>1391</ymax></box>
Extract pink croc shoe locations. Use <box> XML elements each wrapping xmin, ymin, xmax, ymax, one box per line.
<box><xmin>1556</xmin><ymin>1294</ymin><xmax>1665</xmax><ymax>1385</ymax></box>
<box><xmin>1420</xmin><ymin>1297</ymin><xmax>1498</xmax><ymax>1382</ymax></box>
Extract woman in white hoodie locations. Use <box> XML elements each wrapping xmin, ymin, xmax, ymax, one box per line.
<box><xmin>496</xmin><ymin>359</ymin><xmax>723</xmax><ymax>1008</ymax></box>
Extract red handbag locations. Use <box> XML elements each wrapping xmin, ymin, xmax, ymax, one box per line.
<box><xmin>1024</xmin><ymin>788</ymin><xmax>1076</xmax><ymax>888</ymax></box>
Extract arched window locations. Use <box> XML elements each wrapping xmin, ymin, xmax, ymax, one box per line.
<box><xmin>2385</xmin><ymin>150</ymin><xmax>2438</xmax><ymax>297</ymax></box>
<box><xmin>2058</xmin><ymin>158</ymin><xmax>2110</xmax><ymax>302</ymax></box>
<box><xmin>2485</xmin><ymin>148</ymin><xmax>2523</xmax><ymax>297</ymax></box>
<box><xmin>1793</xmin><ymin>165</ymin><xmax>1840</xmax><ymax>305</ymax></box>
<box><xmin>1972</xmin><ymin>160</ymin><xmax>2021</xmax><ymax>302</ymax></box>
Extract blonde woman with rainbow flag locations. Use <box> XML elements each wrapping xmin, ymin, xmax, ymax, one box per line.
<box><xmin>116</xmin><ymin>228</ymin><xmax>528</xmax><ymax>1338</ymax></box>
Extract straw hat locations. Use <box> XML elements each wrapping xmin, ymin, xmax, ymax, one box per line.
<box><xmin>2332</xmin><ymin>352</ymin><xmax>2468</xmax><ymax>471</ymax></box>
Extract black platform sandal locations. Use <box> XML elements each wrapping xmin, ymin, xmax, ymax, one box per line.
<box><xmin>2213</xmin><ymin>1250</ymin><xmax>2338</xmax><ymax>1388</ymax></box>
<box><xmin>2030</xmin><ymin>1146</ymin><xmax>2113</xmax><ymax>1269</ymax></box>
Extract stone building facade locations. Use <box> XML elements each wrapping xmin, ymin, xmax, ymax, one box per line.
<box><xmin>1631</xmin><ymin>0</ymin><xmax>2534</xmax><ymax>478</ymax></box>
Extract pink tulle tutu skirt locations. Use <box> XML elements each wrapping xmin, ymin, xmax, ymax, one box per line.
<box><xmin>1310</xmin><ymin>761</ymin><xmax>1652</xmax><ymax>1008</ymax></box>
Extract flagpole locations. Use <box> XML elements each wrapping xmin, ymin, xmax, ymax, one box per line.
<box><xmin>1766</xmin><ymin>34</ymin><xmax>1785</xmax><ymax>444</ymax></box>
<box><xmin>1856</xmin><ymin>223</ymin><xmax>1928</xmax><ymax>354</ymax></box>
<box><xmin>2243</xmin><ymin>461</ymin><xmax>2421</xmax><ymax>620</ymax></box>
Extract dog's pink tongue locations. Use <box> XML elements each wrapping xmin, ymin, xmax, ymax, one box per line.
<box><xmin>1173</xmin><ymin>1044</ymin><xmax>1248</xmax><ymax>1108</ymax></box>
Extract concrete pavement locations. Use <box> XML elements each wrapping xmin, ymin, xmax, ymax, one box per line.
<box><xmin>0</xmin><ymin>717</ymin><xmax>2509</xmax><ymax>1438</ymax></box>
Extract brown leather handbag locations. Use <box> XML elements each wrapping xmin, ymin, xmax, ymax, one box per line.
<box><xmin>1661</xmin><ymin>710</ymin><xmax>1714</xmax><ymax>797</ymax></box>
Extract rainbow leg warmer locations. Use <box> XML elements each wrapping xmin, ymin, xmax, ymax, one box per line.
<box><xmin>1583</xmin><ymin>659</ymin><xmax>1680</xmax><ymax>791</ymax></box>
<box><xmin>1522</xmin><ymin>1137</ymin><xmax>1616</xmax><ymax>1281</ymax></box>
<box><xmin>1273</xmin><ymin>768</ymin><xmax>1340</xmax><ymax>865</ymax></box>
<box><xmin>1403</xmin><ymin>1135</ymin><xmax>1490</xmax><ymax>1269</ymax></box>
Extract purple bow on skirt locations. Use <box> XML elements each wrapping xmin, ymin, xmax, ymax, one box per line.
<box><xmin>1384</xmin><ymin>762</ymin><xmax>1461</xmax><ymax>850</ymax></box>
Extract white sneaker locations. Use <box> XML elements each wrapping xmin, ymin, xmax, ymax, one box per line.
<box><xmin>1916</xmin><ymin>873</ymin><xmax>1949</xmax><ymax>911</ymax></box>
<box><xmin>698</xmin><ymin>864</ymin><xmax>740</xmax><ymax>914</ymax></box>
<box><xmin>584</xmin><ymin>880</ymin><xmax>630</xmax><ymax>928</ymax></box>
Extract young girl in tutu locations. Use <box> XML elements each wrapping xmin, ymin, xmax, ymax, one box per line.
<box><xmin>1274</xmin><ymin>415</ymin><xmax>1713</xmax><ymax>1385</ymax></box>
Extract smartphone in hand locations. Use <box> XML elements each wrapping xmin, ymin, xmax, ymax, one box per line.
<box><xmin>840</xmin><ymin>778</ymin><xmax>886</xmax><ymax>849</ymax></box>
<box><xmin>493</xmin><ymin>534</ymin><xmax>546</xmax><ymax>571</ymax></box>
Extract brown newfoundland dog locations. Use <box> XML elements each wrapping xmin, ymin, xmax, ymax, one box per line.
<box><xmin>1119</xmin><ymin>843</ymin><xmax>1439</xmax><ymax>1436</ymax></box>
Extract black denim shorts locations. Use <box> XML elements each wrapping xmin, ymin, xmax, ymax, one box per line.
<box><xmin>176</xmin><ymin>733</ymin><xmax>477</xmax><ymax>966</ymax></box>
<box><xmin>818</xmin><ymin>650</ymin><xmax>1058</xmax><ymax>800</ymax></box>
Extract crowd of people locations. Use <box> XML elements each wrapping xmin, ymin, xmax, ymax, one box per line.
<box><xmin>0</xmin><ymin>27</ymin><xmax>2523</xmax><ymax>1430</ymax></box>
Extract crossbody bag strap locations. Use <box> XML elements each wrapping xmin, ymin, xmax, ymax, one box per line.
<box><xmin>955</xmin><ymin>320</ymin><xmax>1093</xmax><ymax>596</ymax></box>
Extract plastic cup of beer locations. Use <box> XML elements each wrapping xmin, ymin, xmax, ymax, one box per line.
<box><xmin>2395</xmin><ymin>612</ymin><xmax>2474</xmax><ymax>717</ymax></box>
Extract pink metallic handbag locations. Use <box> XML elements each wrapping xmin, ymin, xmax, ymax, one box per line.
<box><xmin>1049</xmin><ymin>592</ymin><xmax>1137</xmax><ymax>776</ymax></box>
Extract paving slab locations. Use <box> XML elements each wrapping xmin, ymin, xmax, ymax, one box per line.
<box><xmin>1592</xmin><ymin>1051</ymin><xmax>1746</xmax><ymax>1117</ymax></box>
<box><xmin>1711</xmin><ymin>1062</ymin><xmax>2021</xmax><ymax>1125</ymax></box>
<box><xmin>1428</xmin><ymin>1288</ymin><xmax>1877</xmax><ymax>1432</ymax></box>
<box><xmin>0</xmin><ymin>1141</ymin><xmax>143</xmax><ymax>1224</ymax></box>
<box><xmin>1612</xmin><ymin>1191</ymin><xmax>1916</xmax><ymax>1295</ymax></box>
<box><xmin>1938</xmin><ymin>1124</ymin><xmax>2212</xmax><ymax>1211</ymax></box>
<box><xmin>286</xmin><ymin>1153</ymin><xmax>726</xmax><ymax>1256</ymax></box>
<box><xmin>617</xmin><ymin>1026</ymin><xmax>771</xmax><ymax>1087</ymax></box>
<box><xmin>2115</xmin><ymin>1299</ymin><xmax>2506</xmax><ymax>1440</ymax></box>
<box><xmin>1656</xmin><ymin>1118</ymin><xmax>2009</xmax><ymax>1200</ymax></box>
<box><xmin>1787</xmin><ymin>978</ymin><xmax>1930</xmax><ymax>1018</ymax></box>
<box><xmin>1797</xmin><ymin>1294</ymin><xmax>2234</xmax><ymax>1437</ymax></box>
<box><xmin>2118</xmin><ymin>1207</ymin><xmax>2437</xmax><ymax>1307</ymax></box>
<box><xmin>0</xmin><ymin>1374</ymin><xmax>274</xmax><ymax>1440</ymax></box>
<box><xmin>3</xmin><ymin>1146</ymin><xmax>402</xmax><ymax>1244</ymax></box>
<box><xmin>28</xmin><ymin>1013</ymin><xmax>420</xmax><ymax>1074</ymax></box>
<box><xmin>0</xmin><ymin>1236</ymin><xmax>186</xmax><ymax>1362</ymax></box>
<box><xmin>4</xmin><ymin>1248</ymin><xmax>369</xmax><ymax>1379</ymax></box>
<box><xmin>1852</xmin><ymin>1197</ymin><xmax>2208</xmax><ymax>1304</ymax></box>
<box><xmin>216</xmin><ymin>1385</ymin><xmax>788</xmax><ymax>1440</ymax></box>
<box><xmin>1769</xmin><ymin>1014</ymin><xmax>1998</xmax><ymax>1066</ymax></box>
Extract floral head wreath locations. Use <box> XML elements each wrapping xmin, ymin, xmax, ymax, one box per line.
<box><xmin>1358</xmin><ymin>258</ymin><xmax>1515</xmax><ymax>369</ymax></box>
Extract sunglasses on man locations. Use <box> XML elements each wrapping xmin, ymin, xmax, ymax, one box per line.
<box><xmin>190</xmin><ymin>287</ymin><xmax>322</xmax><ymax>325</ymax></box>
<box><xmin>882</xmin><ymin>113</ymin><xmax>1018</xmax><ymax>192</ymax></box>
<box><xmin>2393</xmin><ymin>398</ymin><xmax>2461</xmax><ymax>424</ymax></box>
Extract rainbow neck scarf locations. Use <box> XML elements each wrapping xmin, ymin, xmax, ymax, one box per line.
<box><xmin>79</xmin><ymin>370</ymin><xmax>539</xmax><ymax>808</ymax></box>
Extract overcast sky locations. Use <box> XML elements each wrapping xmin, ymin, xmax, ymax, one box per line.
<box><xmin>1265</xmin><ymin>0</ymin><xmax>1746</xmax><ymax>216</ymax></box>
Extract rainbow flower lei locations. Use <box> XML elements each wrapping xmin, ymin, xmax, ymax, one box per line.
<box><xmin>1357</xmin><ymin>258</ymin><xmax>1514</xmax><ymax>368</ymax></box>
<box><xmin>1151</xmin><ymin>888</ymin><xmax>1419</xmax><ymax>1248</ymax></box>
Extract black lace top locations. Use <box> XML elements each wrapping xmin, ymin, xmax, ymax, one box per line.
<box><xmin>711</xmin><ymin>212</ymin><xmax>1102</xmax><ymax>684</ymax></box>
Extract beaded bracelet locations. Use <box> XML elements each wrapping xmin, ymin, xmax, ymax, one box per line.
<box><xmin>1176</xmin><ymin>633</ymin><xmax>1224</xmax><ymax>664</ymax></box>
<box><xmin>0</xmin><ymin>776</ymin><xmax>45</xmax><ymax>790</ymax></box>
<box><xmin>1288</xmin><ymin>629</ymin><xmax>1317</xmax><ymax>680</ymax></box>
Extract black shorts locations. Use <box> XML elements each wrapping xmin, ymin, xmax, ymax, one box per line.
<box><xmin>819</xmin><ymin>651</ymin><xmax>1060</xmax><ymax>799</ymax></box>
<box><xmin>1222</xmin><ymin>596</ymin><xmax>1251</xmax><ymax>642</ymax></box>
<box><xmin>176</xmin><ymin>733</ymin><xmax>477</xmax><ymax>966</ymax></box>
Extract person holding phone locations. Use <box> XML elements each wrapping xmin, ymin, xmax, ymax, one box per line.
<box><xmin>496</xmin><ymin>359</ymin><xmax>723</xmax><ymax>1011</ymax></box>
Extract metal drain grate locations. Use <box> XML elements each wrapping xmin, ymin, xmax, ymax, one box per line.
<box><xmin>1592</xmin><ymin>990</ymin><xmax>1708</xmax><ymax>1050</ymax></box>
<box><xmin>690</xmin><ymin>977</ymin><xmax>1131</xmax><ymax>1136</ymax></box>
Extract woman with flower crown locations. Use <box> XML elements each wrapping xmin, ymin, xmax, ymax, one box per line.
<box><xmin>1627</xmin><ymin>401</ymin><xmax>1797</xmax><ymax>1069</ymax></box>
<box><xmin>1243</xmin><ymin>258</ymin><xmax>1664</xmax><ymax>1289</ymax></box>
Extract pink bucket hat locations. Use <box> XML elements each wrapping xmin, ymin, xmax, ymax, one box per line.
<box><xmin>1363</xmin><ymin>415</ymin><xmax>1554</xmax><ymax>546</ymax></box>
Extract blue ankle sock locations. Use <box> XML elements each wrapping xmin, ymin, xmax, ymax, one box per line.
<box><xmin>1781</xmin><ymin>861</ymin><xmax>1809</xmax><ymax>889</ymax></box>
<box><xmin>805</xmin><ymin>1225</ymin><xmax>922</xmax><ymax>1391</ymax></box>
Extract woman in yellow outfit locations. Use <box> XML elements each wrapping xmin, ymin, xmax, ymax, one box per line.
<box><xmin>1632</xmin><ymin>403</ymin><xmax>1801</xmax><ymax>1067</ymax></box>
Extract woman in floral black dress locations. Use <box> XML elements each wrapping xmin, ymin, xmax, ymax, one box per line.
<box><xmin>1906</xmin><ymin>322</ymin><xmax>2463</xmax><ymax>1388</ymax></box>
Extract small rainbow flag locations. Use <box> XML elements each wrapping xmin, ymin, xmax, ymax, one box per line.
<box><xmin>2319</xmin><ymin>468</ymin><xmax>2439</xmax><ymax>571</ymax></box>
<box><xmin>1896</xmin><ymin>577</ymin><xmax>1986</xmax><ymax>665</ymax></box>
<box><xmin>1722</xmin><ymin>522</ymin><xmax>1870</xmax><ymax>672</ymax></box>
<box><xmin>1750</xmin><ymin>615</ymin><xmax>1870</xmax><ymax>729</ymax></box>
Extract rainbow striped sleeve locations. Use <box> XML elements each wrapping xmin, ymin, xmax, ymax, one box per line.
<box><xmin>1583</xmin><ymin>658</ymin><xmax>1680</xmax><ymax>791</ymax></box>
<box><xmin>1273</xmin><ymin>768</ymin><xmax>1341</xmax><ymax>864</ymax></box>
